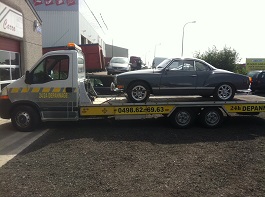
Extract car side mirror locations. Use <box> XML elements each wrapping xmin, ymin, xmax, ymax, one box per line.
<box><xmin>25</xmin><ymin>71</ymin><xmax>32</xmax><ymax>84</ymax></box>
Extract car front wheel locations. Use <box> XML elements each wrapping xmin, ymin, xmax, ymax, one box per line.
<box><xmin>126</xmin><ymin>81</ymin><xmax>150</xmax><ymax>103</ymax></box>
<box><xmin>214</xmin><ymin>83</ymin><xmax>235</xmax><ymax>101</ymax></box>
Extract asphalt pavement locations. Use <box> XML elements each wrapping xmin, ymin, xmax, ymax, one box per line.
<box><xmin>0</xmin><ymin>118</ymin><xmax>47</xmax><ymax>167</ymax></box>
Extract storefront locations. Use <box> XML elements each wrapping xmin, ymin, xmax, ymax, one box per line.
<box><xmin>0</xmin><ymin>0</ymin><xmax>43</xmax><ymax>92</ymax></box>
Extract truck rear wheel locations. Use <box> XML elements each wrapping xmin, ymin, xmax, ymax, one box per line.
<box><xmin>11</xmin><ymin>105</ymin><xmax>40</xmax><ymax>132</ymax></box>
<box><xmin>200</xmin><ymin>107</ymin><xmax>223</xmax><ymax>128</ymax></box>
<box><xmin>170</xmin><ymin>108</ymin><xmax>196</xmax><ymax>129</ymax></box>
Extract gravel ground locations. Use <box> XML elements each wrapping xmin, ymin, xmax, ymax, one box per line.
<box><xmin>0</xmin><ymin>113</ymin><xmax>265</xmax><ymax>197</ymax></box>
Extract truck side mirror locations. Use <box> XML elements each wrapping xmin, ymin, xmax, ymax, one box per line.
<box><xmin>25</xmin><ymin>71</ymin><xmax>32</xmax><ymax>84</ymax></box>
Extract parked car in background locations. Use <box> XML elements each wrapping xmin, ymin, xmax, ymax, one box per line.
<box><xmin>106</xmin><ymin>57</ymin><xmax>131</xmax><ymax>75</ymax></box>
<box><xmin>130</xmin><ymin>56</ymin><xmax>143</xmax><ymax>70</ymax></box>
<box><xmin>247</xmin><ymin>70</ymin><xmax>265</xmax><ymax>92</ymax></box>
<box><xmin>152</xmin><ymin>57</ymin><xmax>167</xmax><ymax>69</ymax></box>
<box><xmin>114</xmin><ymin>57</ymin><xmax>250</xmax><ymax>103</ymax></box>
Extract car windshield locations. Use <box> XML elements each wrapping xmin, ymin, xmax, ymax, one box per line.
<box><xmin>110</xmin><ymin>57</ymin><xmax>128</xmax><ymax>64</ymax></box>
<box><xmin>156</xmin><ymin>59</ymin><xmax>172</xmax><ymax>69</ymax></box>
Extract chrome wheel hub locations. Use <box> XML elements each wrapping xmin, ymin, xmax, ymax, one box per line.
<box><xmin>132</xmin><ymin>85</ymin><xmax>147</xmax><ymax>101</ymax></box>
<box><xmin>218</xmin><ymin>84</ymin><xmax>232</xmax><ymax>100</ymax></box>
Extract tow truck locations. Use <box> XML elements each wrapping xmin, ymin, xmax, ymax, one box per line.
<box><xmin>0</xmin><ymin>43</ymin><xmax>265</xmax><ymax>132</ymax></box>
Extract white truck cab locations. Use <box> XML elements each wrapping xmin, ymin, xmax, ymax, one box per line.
<box><xmin>0</xmin><ymin>43</ymin><xmax>93</xmax><ymax>131</ymax></box>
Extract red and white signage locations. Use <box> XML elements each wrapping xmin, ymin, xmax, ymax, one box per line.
<box><xmin>0</xmin><ymin>2</ymin><xmax>23</xmax><ymax>38</ymax></box>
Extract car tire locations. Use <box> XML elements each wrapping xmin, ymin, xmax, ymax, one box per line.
<box><xmin>200</xmin><ymin>107</ymin><xmax>223</xmax><ymax>128</ymax></box>
<box><xmin>170</xmin><ymin>108</ymin><xmax>196</xmax><ymax>129</ymax></box>
<box><xmin>213</xmin><ymin>83</ymin><xmax>235</xmax><ymax>101</ymax></box>
<box><xmin>11</xmin><ymin>105</ymin><xmax>40</xmax><ymax>132</ymax></box>
<box><xmin>126</xmin><ymin>81</ymin><xmax>150</xmax><ymax>103</ymax></box>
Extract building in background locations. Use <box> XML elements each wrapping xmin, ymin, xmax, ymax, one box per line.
<box><xmin>29</xmin><ymin>0</ymin><xmax>128</xmax><ymax>70</ymax></box>
<box><xmin>104</xmin><ymin>44</ymin><xmax>129</xmax><ymax>65</ymax></box>
<box><xmin>0</xmin><ymin>0</ymin><xmax>42</xmax><ymax>92</ymax></box>
<box><xmin>29</xmin><ymin>0</ymin><xmax>106</xmax><ymax>53</ymax></box>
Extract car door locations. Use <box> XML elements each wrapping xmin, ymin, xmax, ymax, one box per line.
<box><xmin>159</xmin><ymin>60</ymin><xmax>197</xmax><ymax>95</ymax></box>
<box><xmin>194</xmin><ymin>60</ymin><xmax>214</xmax><ymax>94</ymax></box>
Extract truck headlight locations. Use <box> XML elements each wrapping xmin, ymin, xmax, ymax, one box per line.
<box><xmin>0</xmin><ymin>86</ymin><xmax>8</xmax><ymax>96</ymax></box>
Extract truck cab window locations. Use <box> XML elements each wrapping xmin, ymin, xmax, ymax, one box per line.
<box><xmin>31</xmin><ymin>55</ymin><xmax>69</xmax><ymax>84</ymax></box>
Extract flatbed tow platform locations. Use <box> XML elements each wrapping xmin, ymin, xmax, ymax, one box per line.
<box><xmin>80</xmin><ymin>94</ymin><xmax>265</xmax><ymax>128</ymax></box>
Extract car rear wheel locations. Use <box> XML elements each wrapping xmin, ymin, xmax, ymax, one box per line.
<box><xmin>127</xmin><ymin>81</ymin><xmax>150</xmax><ymax>103</ymax></box>
<box><xmin>214</xmin><ymin>83</ymin><xmax>235</xmax><ymax>101</ymax></box>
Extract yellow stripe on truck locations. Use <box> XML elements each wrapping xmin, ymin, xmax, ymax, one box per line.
<box><xmin>31</xmin><ymin>88</ymin><xmax>40</xmax><ymax>93</ymax></box>
<box><xmin>21</xmin><ymin>88</ymin><xmax>30</xmax><ymax>93</ymax></box>
<box><xmin>42</xmin><ymin>88</ymin><xmax>50</xmax><ymax>93</ymax></box>
<box><xmin>10</xmin><ymin>88</ymin><xmax>19</xmax><ymax>93</ymax></box>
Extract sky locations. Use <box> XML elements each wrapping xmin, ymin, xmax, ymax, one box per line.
<box><xmin>89</xmin><ymin>0</ymin><xmax>265</xmax><ymax>65</ymax></box>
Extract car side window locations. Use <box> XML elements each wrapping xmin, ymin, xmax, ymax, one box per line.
<box><xmin>195</xmin><ymin>61</ymin><xmax>210</xmax><ymax>71</ymax></box>
<box><xmin>183</xmin><ymin>60</ymin><xmax>194</xmax><ymax>71</ymax></box>
<box><xmin>168</xmin><ymin>60</ymin><xmax>195</xmax><ymax>71</ymax></box>
<box><xmin>261</xmin><ymin>72</ymin><xmax>265</xmax><ymax>79</ymax></box>
<box><xmin>31</xmin><ymin>55</ymin><xmax>69</xmax><ymax>84</ymax></box>
<box><xmin>168</xmin><ymin>60</ymin><xmax>183</xmax><ymax>70</ymax></box>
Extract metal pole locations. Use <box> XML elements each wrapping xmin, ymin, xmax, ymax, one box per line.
<box><xmin>154</xmin><ymin>43</ymin><xmax>161</xmax><ymax>58</ymax></box>
<box><xmin>181</xmin><ymin>21</ymin><xmax>196</xmax><ymax>57</ymax></box>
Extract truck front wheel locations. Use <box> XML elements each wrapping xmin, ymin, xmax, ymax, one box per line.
<box><xmin>11</xmin><ymin>105</ymin><xmax>40</xmax><ymax>132</ymax></box>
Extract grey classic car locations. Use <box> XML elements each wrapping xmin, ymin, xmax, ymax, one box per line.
<box><xmin>114</xmin><ymin>57</ymin><xmax>250</xmax><ymax>103</ymax></box>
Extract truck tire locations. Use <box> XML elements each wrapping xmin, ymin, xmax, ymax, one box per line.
<box><xmin>213</xmin><ymin>83</ymin><xmax>235</xmax><ymax>101</ymax></box>
<box><xmin>126</xmin><ymin>81</ymin><xmax>150</xmax><ymax>103</ymax></box>
<box><xmin>170</xmin><ymin>108</ymin><xmax>196</xmax><ymax>129</ymax></box>
<box><xmin>200</xmin><ymin>107</ymin><xmax>223</xmax><ymax>128</ymax></box>
<box><xmin>11</xmin><ymin>105</ymin><xmax>40</xmax><ymax>132</ymax></box>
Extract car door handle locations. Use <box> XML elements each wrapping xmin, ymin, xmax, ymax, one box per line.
<box><xmin>191</xmin><ymin>75</ymin><xmax>197</xmax><ymax>77</ymax></box>
<box><xmin>65</xmin><ymin>87</ymin><xmax>73</xmax><ymax>93</ymax></box>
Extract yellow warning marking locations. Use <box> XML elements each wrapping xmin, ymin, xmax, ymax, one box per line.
<box><xmin>11</xmin><ymin>88</ymin><xmax>19</xmax><ymax>93</ymax></box>
<box><xmin>224</xmin><ymin>104</ymin><xmax>265</xmax><ymax>112</ymax></box>
<box><xmin>21</xmin><ymin>88</ymin><xmax>30</xmax><ymax>93</ymax></box>
<box><xmin>42</xmin><ymin>88</ymin><xmax>50</xmax><ymax>93</ymax></box>
<box><xmin>32</xmin><ymin>88</ymin><xmax>40</xmax><ymax>93</ymax></box>
<box><xmin>80</xmin><ymin>105</ymin><xmax>175</xmax><ymax>116</ymax></box>
<box><xmin>80</xmin><ymin>106</ymin><xmax>115</xmax><ymax>116</ymax></box>
<box><xmin>52</xmin><ymin>88</ymin><xmax>61</xmax><ymax>93</ymax></box>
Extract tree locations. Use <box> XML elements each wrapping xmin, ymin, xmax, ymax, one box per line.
<box><xmin>194</xmin><ymin>46</ymin><xmax>241</xmax><ymax>72</ymax></box>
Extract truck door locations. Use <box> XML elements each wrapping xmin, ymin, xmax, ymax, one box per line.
<box><xmin>28</xmin><ymin>54</ymin><xmax>77</xmax><ymax>120</ymax></box>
